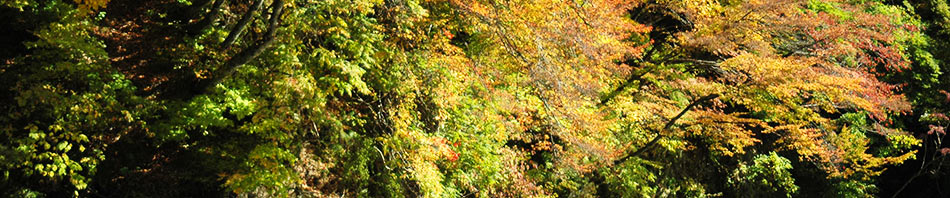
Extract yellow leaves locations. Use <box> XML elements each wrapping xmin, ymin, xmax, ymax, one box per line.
<box><xmin>73</xmin><ymin>0</ymin><xmax>109</xmax><ymax>11</ymax></box>
<box><xmin>715</xmin><ymin>52</ymin><xmax>901</xmax><ymax>121</ymax></box>
<box><xmin>223</xmin><ymin>173</ymin><xmax>248</xmax><ymax>192</ymax></box>
<box><xmin>671</xmin><ymin>0</ymin><xmax>801</xmax><ymax>55</ymax></box>
<box><xmin>763</xmin><ymin>121</ymin><xmax>917</xmax><ymax>181</ymax></box>
<box><xmin>451</xmin><ymin>0</ymin><xmax>643</xmax><ymax>74</ymax></box>
<box><xmin>410</xmin><ymin>158</ymin><xmax>448</xmax><ymax>197</ymax></box>
<box><xmin>429</xmin><ymin>0</ymin><xmax>649</xmax><ymax>174</ymax></box>
<box><xmin>700</xmin><ymin>51</ymin><xmax>912</xmax><ymax>176</ymax></box>
<box><xmin>720</xmin><ymin>53</ymin><xmax>812</xmax><ymax>84</ymax></box>
<box><xmin>391</xmin><ymin>132</ymin><xmax>453</xmax><ymax>197</ymax></box>
<box><xmin>683</xmin><ymin>110</ymin><xmax>766</xmax><ymax>156</ymax></box>
<box><xmin>819</xmin><ymin>126</ymin><xmax>916</xmax><ymax>180</ymax></box>
<box><xmin>664</xmin><ymin>0</ymin><xmax>720</xmax><ymax>16</ymax></box>
<box><xmin>770</xmin><ymin>124</ymin><xmax>825</xmax><ymax>157</ymax></box>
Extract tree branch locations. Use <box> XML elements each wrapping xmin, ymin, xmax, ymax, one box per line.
<box><xmin>188</xmin><ymin>0</ymin><xmax>227</xmax><ymax>35</ymax></box>
<box><xmin>610</xmin><ymin>93</ymin><xmax>720</xmax><ymax>166</ymax></box>
<box><xmin>222</xmin><ymin>0</ymin><xmax>265</xmax><ymax>48</ymax></box>
<box><xmin>193</xmin><ymin>0</ymin><xmax>284</xmax><ymax>96</ymax></box>
<box><xmin>669</xmin><ymin>58</ymin><xmax>719</xmax><ymax>67</ymax></box>
<box><xmin>598</xmin><ymin>46</ymin><xmax>659</xmax><ymax>106</ymax></box>
<box><xmin>891</xmin><ymin>154</ymin><xmax>947</xmax><ymax>198</ymax></box>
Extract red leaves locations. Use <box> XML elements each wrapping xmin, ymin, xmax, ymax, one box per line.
<box><xmin>433</xmin><ymin>137</ymin><xmax>460</xmax><ymax>162</ymax></box>
<box><xmin>927</xmin><ymin>125</ymin><xmax>946</xmax><ymax>135</ymax></box>
<box><xmin>800</xmin><ymin>4</ymin><xmax>910</xmax><ymax>74</ymax></box>
<box><xmin>447</xmin><ymin>150</ymin><xmax>459</xmax><ymax>162</ymax></box>
<box><xmin>933</xmin><ymin>113</ymin><xmax>950</xmax><ymax>121</ymax></box>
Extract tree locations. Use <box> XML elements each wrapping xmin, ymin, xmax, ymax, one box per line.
<box><xmin>0</xmin><ymin>0</ymin><xmax>932</xmax><ymax>197</ymax></box>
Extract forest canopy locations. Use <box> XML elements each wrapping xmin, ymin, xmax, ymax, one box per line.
<box><xmin>1</xmin><ymin>0</ymin><xmax>949</xmax><ymax>197</ymax></box>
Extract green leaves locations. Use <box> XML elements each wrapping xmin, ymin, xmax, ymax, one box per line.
<box><xmin>728</xmin><ymin>152</ymin><xmax>799</xmax><ymax>198</ymax></box>
<box><xmin>0</xmin><ymin>0</ymin><xmax>942</xmax><ymax>197</ymax></box>
<box><xmin>0</xmin><ymin>1</ymin><xmax>143</xmax><ymax>195</ymax></box>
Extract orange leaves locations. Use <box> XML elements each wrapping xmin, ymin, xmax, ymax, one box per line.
<box><xmin>769</xmin><ymin>124</ymin><xmax>825</xmax><ymax>156</ymax></box>
<box><xmin>429</xmin><ymin>0</ymin><xmax>652</xmax><ymax>173</ymax></box>
<box><xmin>671</xmin><ymin>0</ymin><xmax>802</xmax><ymax>56</ymax></box>
<box><xmin>802</xmin><ymin>4</ymin><xmax>912</xmax><ymax>71</ymax></box>
<box><xmin>449</xmin><ymin>0</ymin><xmax>648</xmax><ymax>82</ymax></box>
<box><xmin>698</xmin><ymin>51</ymin><xmax>913</xmax><ymax>177</ymax></box>
<box><xmin>714</xmin><ymin>52</ymin><xmax>907</xmax><ymax>121</ymax></box>
<box><xmin>431</xmin><ymin>137</ymin><xmax>460</xmax><ymax>162</ymax></box>
<box><xmin>379</xmin><ymin>0</ymin><xmax>919</xmax><ymax>194</ymax></box>
<box><xmin>819</xmin><ymin>126</ymin><xmax>916</xmax><ymax>180</ymax></box>
<box><xmin>632</xmin><ymin>1</ymin><xmax>919</xmax><ymax>186</ymax></box>
<box><xmin>683</xmin><ymin>110</ymin><xmax>766</xmax><ymax>156</ymax></box>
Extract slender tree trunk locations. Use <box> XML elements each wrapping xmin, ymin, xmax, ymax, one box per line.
<box><xmin>188</xmin><ymin>0</ymin><xmax>227</xmax><ymax>35</ymax></box>
<box><xmin>222</xmin><ymin>0</ymin><xmax>265</xmax><ymax>48</ymax></box>
<box><xmin>190</xmin><ymin>0</ymin><xmax>284</xmax><ymax>97</ymax></box>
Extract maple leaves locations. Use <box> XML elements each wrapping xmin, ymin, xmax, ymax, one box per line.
<box><xmin>0</xmin><ymin>0</ymin><xmax>937</xmax><ymax>196</ymax></box>
<box><xmin>603</xmin><ymin>0</ymin><xmax>920</xmax><ymax>195</ymax></box>
<box><xmin>671</xmin><ymin>0</ymin><xmax>802</xmax><ymax>56</ymax></box>
<box><xmin>433</xmin><ymin>0</ymin><xmax>652</xmax><ymax>173</ymax></box>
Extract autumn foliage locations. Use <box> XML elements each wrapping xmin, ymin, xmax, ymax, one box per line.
<box><xmin>0</xmin><ymin>0</ymin><xmax>945</xmax><ymax>197</ymax></box>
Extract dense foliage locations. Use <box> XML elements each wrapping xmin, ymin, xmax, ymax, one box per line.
<box><xmin>0</xmin><ymin>0</ymin><xmax>946</xmax><ymax>197</ymax></box>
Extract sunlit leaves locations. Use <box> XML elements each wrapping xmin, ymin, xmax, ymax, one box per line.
<box><xmin>0</xmin><ymin>0</ymin><xmax>934</xmax><ymax>197</ymax></box>
<box><xmin>728</xmin><ymin>152</ymin><xmax>799</xmax><ymax>198</ymax></box>
<box><xmin>0</xmin><ymin>1</ymin><xmax>139</xmax><ymax>194</ymax></box>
